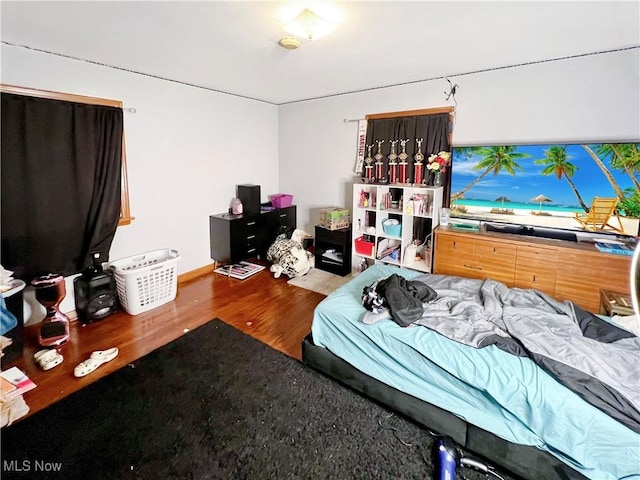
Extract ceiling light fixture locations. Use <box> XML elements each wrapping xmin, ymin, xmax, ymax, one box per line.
<box><xmin>283</xmin><ymin>7</ymin><xmax>340</xmax><ymax>40</ymax></box>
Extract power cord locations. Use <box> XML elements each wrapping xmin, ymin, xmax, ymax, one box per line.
<box><xmin>377</xmin><ymin>413</ymin><xmax>508</xmax><ymax>480</ymax></box>
<box><xmin>377</xmin><ymin>412</ymin><xmax>413</xmax><ymax>447</ymax></box>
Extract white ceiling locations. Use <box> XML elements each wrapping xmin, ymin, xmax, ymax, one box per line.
<box><xmin>1</xmin><ymin>1</ymin><xmax>639</xmax><ymax>105</ymax></box>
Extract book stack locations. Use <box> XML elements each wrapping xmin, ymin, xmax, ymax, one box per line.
<box><xmin>214</xmin><ymin>261</ymin><xmax>265</xmax><ymax>280</ymax></box>
<box><xmin>594</xmin><ymin>242</ymin><xmax>635</xmax><ymax>256</ymax></box>
<box><xmin>1</xmin><ymin>367</ymin><xmax>35</xmax><ymax>427</ymax></box>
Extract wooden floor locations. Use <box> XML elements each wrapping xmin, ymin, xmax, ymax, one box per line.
<box><xmin>9</xmin><ymin>265</ymin><xmax>325</xmax><ymax>421</ymax></box>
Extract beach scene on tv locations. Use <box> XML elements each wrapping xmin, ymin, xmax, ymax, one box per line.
<box><xmin>450</xmin><ymin>143</ymin><xmax>640</xmax><ymax>238</ymax></box>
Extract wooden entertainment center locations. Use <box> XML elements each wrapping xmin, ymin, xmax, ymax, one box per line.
<box><xmin>434</xmin><ymin>226</ymin><xmax>631</xmax><ymax>313</ymax></box>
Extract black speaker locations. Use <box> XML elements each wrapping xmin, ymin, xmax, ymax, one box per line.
<box><xmin>237</xmin><ymin>184</ymin><xmax>261</xmax><ymax>215</ymax></box>
<box><xmin>74</xmin><ymin>254</ymin><xmax>119</xmax><ymax>323</ymax></box>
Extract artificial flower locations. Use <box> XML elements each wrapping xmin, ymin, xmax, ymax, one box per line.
<box><xmin>427</xmin><ymin>151</ymin><xmax>451</xmax><ymax>173</ymax></box>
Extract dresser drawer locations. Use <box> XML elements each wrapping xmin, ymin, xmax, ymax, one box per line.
<box><xmin>514</xmin><ymin>245</ymin><xmax>557</xmax><ymax>293</ymax></box>
<box><xmin>231</xmin><ymin>218</ymin><xmax>265</xmax><ymax>243</ymax></box>
<box><xmin>434</xmin><ymin>230</ymin><xmax>515</xmax><ymax>284</ymax></box>
<box><xmin>269</xmin><ymin>206</ymin><xmax>296</xmax><ymax>234</ymax></box>
<box><xmin>472</xmin><ymin>241</ymin><xmax>516</xmax><ymax>285</ymax></box>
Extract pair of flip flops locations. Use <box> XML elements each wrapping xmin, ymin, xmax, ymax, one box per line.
<box><xmin>73</xmin><ymin>348</ymin><xmax>119</xmax><ymax>378</ymax></box>
<box><xmin>34</xmin><ymin>349</ymin><xmax>64</xmax><ymax>371</ymax></box>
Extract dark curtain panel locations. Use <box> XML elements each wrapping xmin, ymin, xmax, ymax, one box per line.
<box><xmin>1</xmin><ymin>93</ymin><xmax>123</xmax><ymax>282</ymax></box>
<box><xmin>363</xmin><ymin>113</ymin><xmax>452</xmax><ymax>205</ymax></box>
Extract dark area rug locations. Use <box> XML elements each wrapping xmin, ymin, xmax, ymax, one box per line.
<box><xmin>1</xmin><ymin>320</ymin><xmax>515</xmax><ymax>480</ymax></box>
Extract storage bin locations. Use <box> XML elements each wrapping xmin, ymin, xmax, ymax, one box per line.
<box><xmin>320</xmin><ymin>208</ymin><xmax>350</xmax><ymax>230</ymax></box>
<box><xmin>382</xmin><ymin>218</ymin><xmax>402</xmax><ymax>236</ymax></box>
<box><xmin>354</xmin><ymin>236</ymin><xmax>375</xmax><ymax>257</ymax></box>
<box><xmin>109</xmin><ymin>249</ymin><xmax>180</xmax><ymax>315</ymax></box>
<box><xmin>271</xmin><ymin>194</ymin><xmax>293</xmax><ymax>209</ymax></box>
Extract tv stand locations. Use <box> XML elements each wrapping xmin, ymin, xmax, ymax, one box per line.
<box><xmin>484</xmin><ymin>222</ymin><xmax>578</xmax><ymax>242</ymax></box>
<box><xmin>434</xmin><ymin>226</ymin><xmax>630</xmax><ymax>313</ymax></box>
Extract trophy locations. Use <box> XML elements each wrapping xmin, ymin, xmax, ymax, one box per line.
<box><xmin>374</xmin><ymin>140</ymin><xmax>386</xmax><ymax>183</ymax></box>
<box><xmin>413</xmin><ymin>138</ymin><xmax>425</xmax><ymax>185</ymax></box>
<box><xmin>387</xmin><ymin>140</ymin><xmax>398</xmax><ymax>184</ymax></box>
<box><xmin>398</xmin><ymin>138</ymin><xmax>409</xmax><ymax>184</ymax></box>
<box><xmin>364</xmin><ymin>144</ymin><xmax>374</xmax><ymax>182</ymax></box>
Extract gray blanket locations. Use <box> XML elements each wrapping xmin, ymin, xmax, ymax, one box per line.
<box><xmin>369</xmin><ymin>273</ymin><xmax>640</xmax><ymax>433</ymax></box>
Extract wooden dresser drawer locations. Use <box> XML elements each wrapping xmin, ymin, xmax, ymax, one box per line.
<box><xmin>472</xmin><ymin>241</ymin><xmax>517</xmax><ymax>285</ymax></box>
<box><xmin>514</xmin><ymin>245</ymin><xmax>557</xmax><ymax>294</ymax></box>
<box><xmin>555</xmin><ymin>250</ymin><xmax>630</xmax><ymax>312</ymax></box>
<box><xmin>434</xmin><ymin>232</ymin><xmax>475</xmax><ymax>277</ymax></box>
<box><xmin>435</xmin><ymin>230</ymin><xmax>515</xmax><ymax>284</ymax></box>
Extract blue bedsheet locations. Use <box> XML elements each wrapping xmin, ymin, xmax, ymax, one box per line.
<box><xmin>311</xmin><ymin>264</ymin><xmax>640</xmax><ymax>480</ymax></box>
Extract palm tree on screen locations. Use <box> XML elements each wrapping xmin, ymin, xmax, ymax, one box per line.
<box><xmin>452</xmin><ymin>146</ymin><xmax>528</xmax><ymax>199</ymax></box>
<box><xmin>582</xmin><ymin>144</ymin><xmax>625</xmax><ymax>199</ymax></box>
<box><xmin>534</xmin><ymin>146</ymin><xmax>589</xmax><ymax>211</ymax></box>
<box><xmin>601</xmin><ymin>143</ymin><xmax>640</xmax><ymax>191</ymax></box>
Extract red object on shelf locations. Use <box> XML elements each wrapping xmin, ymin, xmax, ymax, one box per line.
<box><xmin>354</xmin><ymin>236</ymin><xmax>375</xmax><ymax>256</ymax></box>
<box><xmin>271</xmin><ymin>194</ymin><xmax>293</xmax><ymax>208</ymax></box>
<box><xmin>414</xmin><ymin>163</ymin><xmax>424</xmax><ymax>185</ymax></box>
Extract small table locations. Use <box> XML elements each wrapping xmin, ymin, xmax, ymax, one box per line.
<box><xmin>599</xmin><ymin>289</ymin><xmax>634</xmax><ymax>316</ymax></box>
<box><xmin>314</xmin><ymin>225</ymin><xmax>352</xmax><ymax>276</ymax></box>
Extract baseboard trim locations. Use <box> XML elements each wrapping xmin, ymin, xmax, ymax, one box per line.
<box><xmin>178</xmin><ymin>263</ymin><xmax>215</xmax><ymax>284</ymax></box>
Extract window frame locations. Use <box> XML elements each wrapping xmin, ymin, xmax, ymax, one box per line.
<box><xmin>0</xmin><ymin>83</ymin><xmax>134</xmax><ymax>226</ymax></box>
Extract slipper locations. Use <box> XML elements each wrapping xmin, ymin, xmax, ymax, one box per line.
<box><xmin>34</xmin><ymin>349</ymin><xmax>57</xmax><ymax>363</ymax></box>
<box><xmin>74</xmin><ymin>347</ymin><xmax>119</xmax><ymax>378</ymax></box>
<box><xmin>90</xmin><ymin>348</ymin><xmax>119</xmax><ymax>361</ymax></box>
<box><xmin>34</xmin><ymin>349</ymin><xmax>64</xmax><ymax>371</ymax></box>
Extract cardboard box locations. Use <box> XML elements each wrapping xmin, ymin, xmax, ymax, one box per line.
<box><xmin>320</xmin><ymin>208</ymin><xmax>350</xmax><ymax>230</ymax></box>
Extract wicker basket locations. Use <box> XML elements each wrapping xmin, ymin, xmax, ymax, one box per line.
<box><xmin>109</xmin><ymin>249</ymin><xmax>180</xmax><ymax>315</ymax></box>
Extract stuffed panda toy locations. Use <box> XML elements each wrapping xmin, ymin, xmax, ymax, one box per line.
<box><xmin>266</xmin><ymin>229</ymin><xmax>313</xmax><ymax>278</ymax></box>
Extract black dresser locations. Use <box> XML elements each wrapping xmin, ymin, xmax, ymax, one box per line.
<box><xmin>209</xmin><ymin>206</ymin><xmax>296</xmax><ymax>263</ymax></box>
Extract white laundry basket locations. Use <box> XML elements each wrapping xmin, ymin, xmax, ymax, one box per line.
<box><xmin>109</xmin><ymin>249</ymin><xmax>180</xmax><ymax>315</ymax></box>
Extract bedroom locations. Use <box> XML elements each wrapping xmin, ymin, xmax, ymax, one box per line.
<box><xmin>1</xmin><ymin>1</ymin><xmax>639</xmax><ymax>479</ymax></box>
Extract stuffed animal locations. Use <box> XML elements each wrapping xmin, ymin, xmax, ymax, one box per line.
<box><xmin>266</xmin><ymin>229</ymin><xmax>313</xmax><ymax>278</ymax></box>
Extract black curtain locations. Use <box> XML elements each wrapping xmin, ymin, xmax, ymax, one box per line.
<box><xmin>363</xmin><ymin>113</ymin><xmax>452</xmax><ymax>205</ymax></box>
<box><xmin>1</xmin><ymin>93</ymin><xmax>123</xmax><ymax>282</ymax></box>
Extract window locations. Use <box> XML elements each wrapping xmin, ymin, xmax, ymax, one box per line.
<box><xmin>0</xmin><ymin>84</ymin><xmax>133</xmax><ymax>226</ymax></box>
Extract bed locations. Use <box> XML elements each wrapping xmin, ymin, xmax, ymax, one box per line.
<box><xmin>302</xmin><ymin>264</ymin><xmax>640</xmax><ymax>480</ymax></box>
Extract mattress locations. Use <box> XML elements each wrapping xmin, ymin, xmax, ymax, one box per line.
<box><xmin>310</xmin><ymin>264</ymin><xmax>640</xmax><ymax>480</ymax></box>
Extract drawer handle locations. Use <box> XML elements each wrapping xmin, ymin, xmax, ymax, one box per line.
<box><xmin>493</xmin><ymin>247</ymin><xmax>497</xmax><ymax>255</ymax></box>
<box><xmin>279</xmin><ymin>214</ymin><xmax>287</xmax><ymax>218</ymax></box>
<box><xmin>247</xmin><ymin>235</ymin><xmax>256</xmax><ymax>240</ymax></box>
<box><xmin>463</xmin><ymin>264</ymin><xmax>482</xmax><ymax>270</ymax></box>
<box><xmin>453</xmin><ymin>241</ymin><xmax>456</xmax><ymax>248</ymax></box>
<box><xmin>247</xmin><ymin>221</ymin><xmax>256</xmax><ymax>226</ymax></box>
<box><xmin>532</xmin><ymin>274</ymin><xmax>536</xmax><ymax>284</ymax></box>
<box><xmin>247</xmin><ymin>248</ymin><xmax>256</xmax><ymax>254</ymax></box>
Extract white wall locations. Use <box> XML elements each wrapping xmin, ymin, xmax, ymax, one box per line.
<box><xmin>2</xmin><ymin>45</ymin><xmax>279</xmax><ymax>274</ymax></box>
<box><xmin>278</xmin><ymin>49</ymin><xmax>640</xmax><ymax>232</ymax></box>
<box><xmin>2</xmin><ymin>45</ymin><xmax>279</xmax><ymax>318</ymax></box>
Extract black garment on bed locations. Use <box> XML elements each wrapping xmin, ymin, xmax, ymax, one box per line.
<box><xmin>374</xmin><ymin>274</ymin><xmax>437</xmax><ymax>327</ymax></box>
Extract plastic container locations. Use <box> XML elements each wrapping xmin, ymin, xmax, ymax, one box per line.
<box><xmin>109</xmin><ymin>249</ymin><xmax>180</xmax><ymax>315</ymax></box>
<box><xmin>382</xmin><ymin>218</ymin><xmax>402</xmax><ymax>236</ymax></box>
<box><xmin>354</xmin><ymin>236</ymin><xmax>375</xmax><ymax>257</ymax></box>
<box><xmin>271</xmin><ymin>194</ymin><xmax>293</xmax><ymax>209</ymax></box>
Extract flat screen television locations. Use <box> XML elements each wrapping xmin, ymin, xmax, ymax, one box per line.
<box><xmin>449</xmin><ymin>142</ymin><xmax>640</xmax><ymax>242</ymax></box>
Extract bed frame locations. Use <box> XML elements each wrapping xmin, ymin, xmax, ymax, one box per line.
<box><xmin>302</xmin><ymin>333</ymin><xmax>588</xmax><ymax>480</ymax></box>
